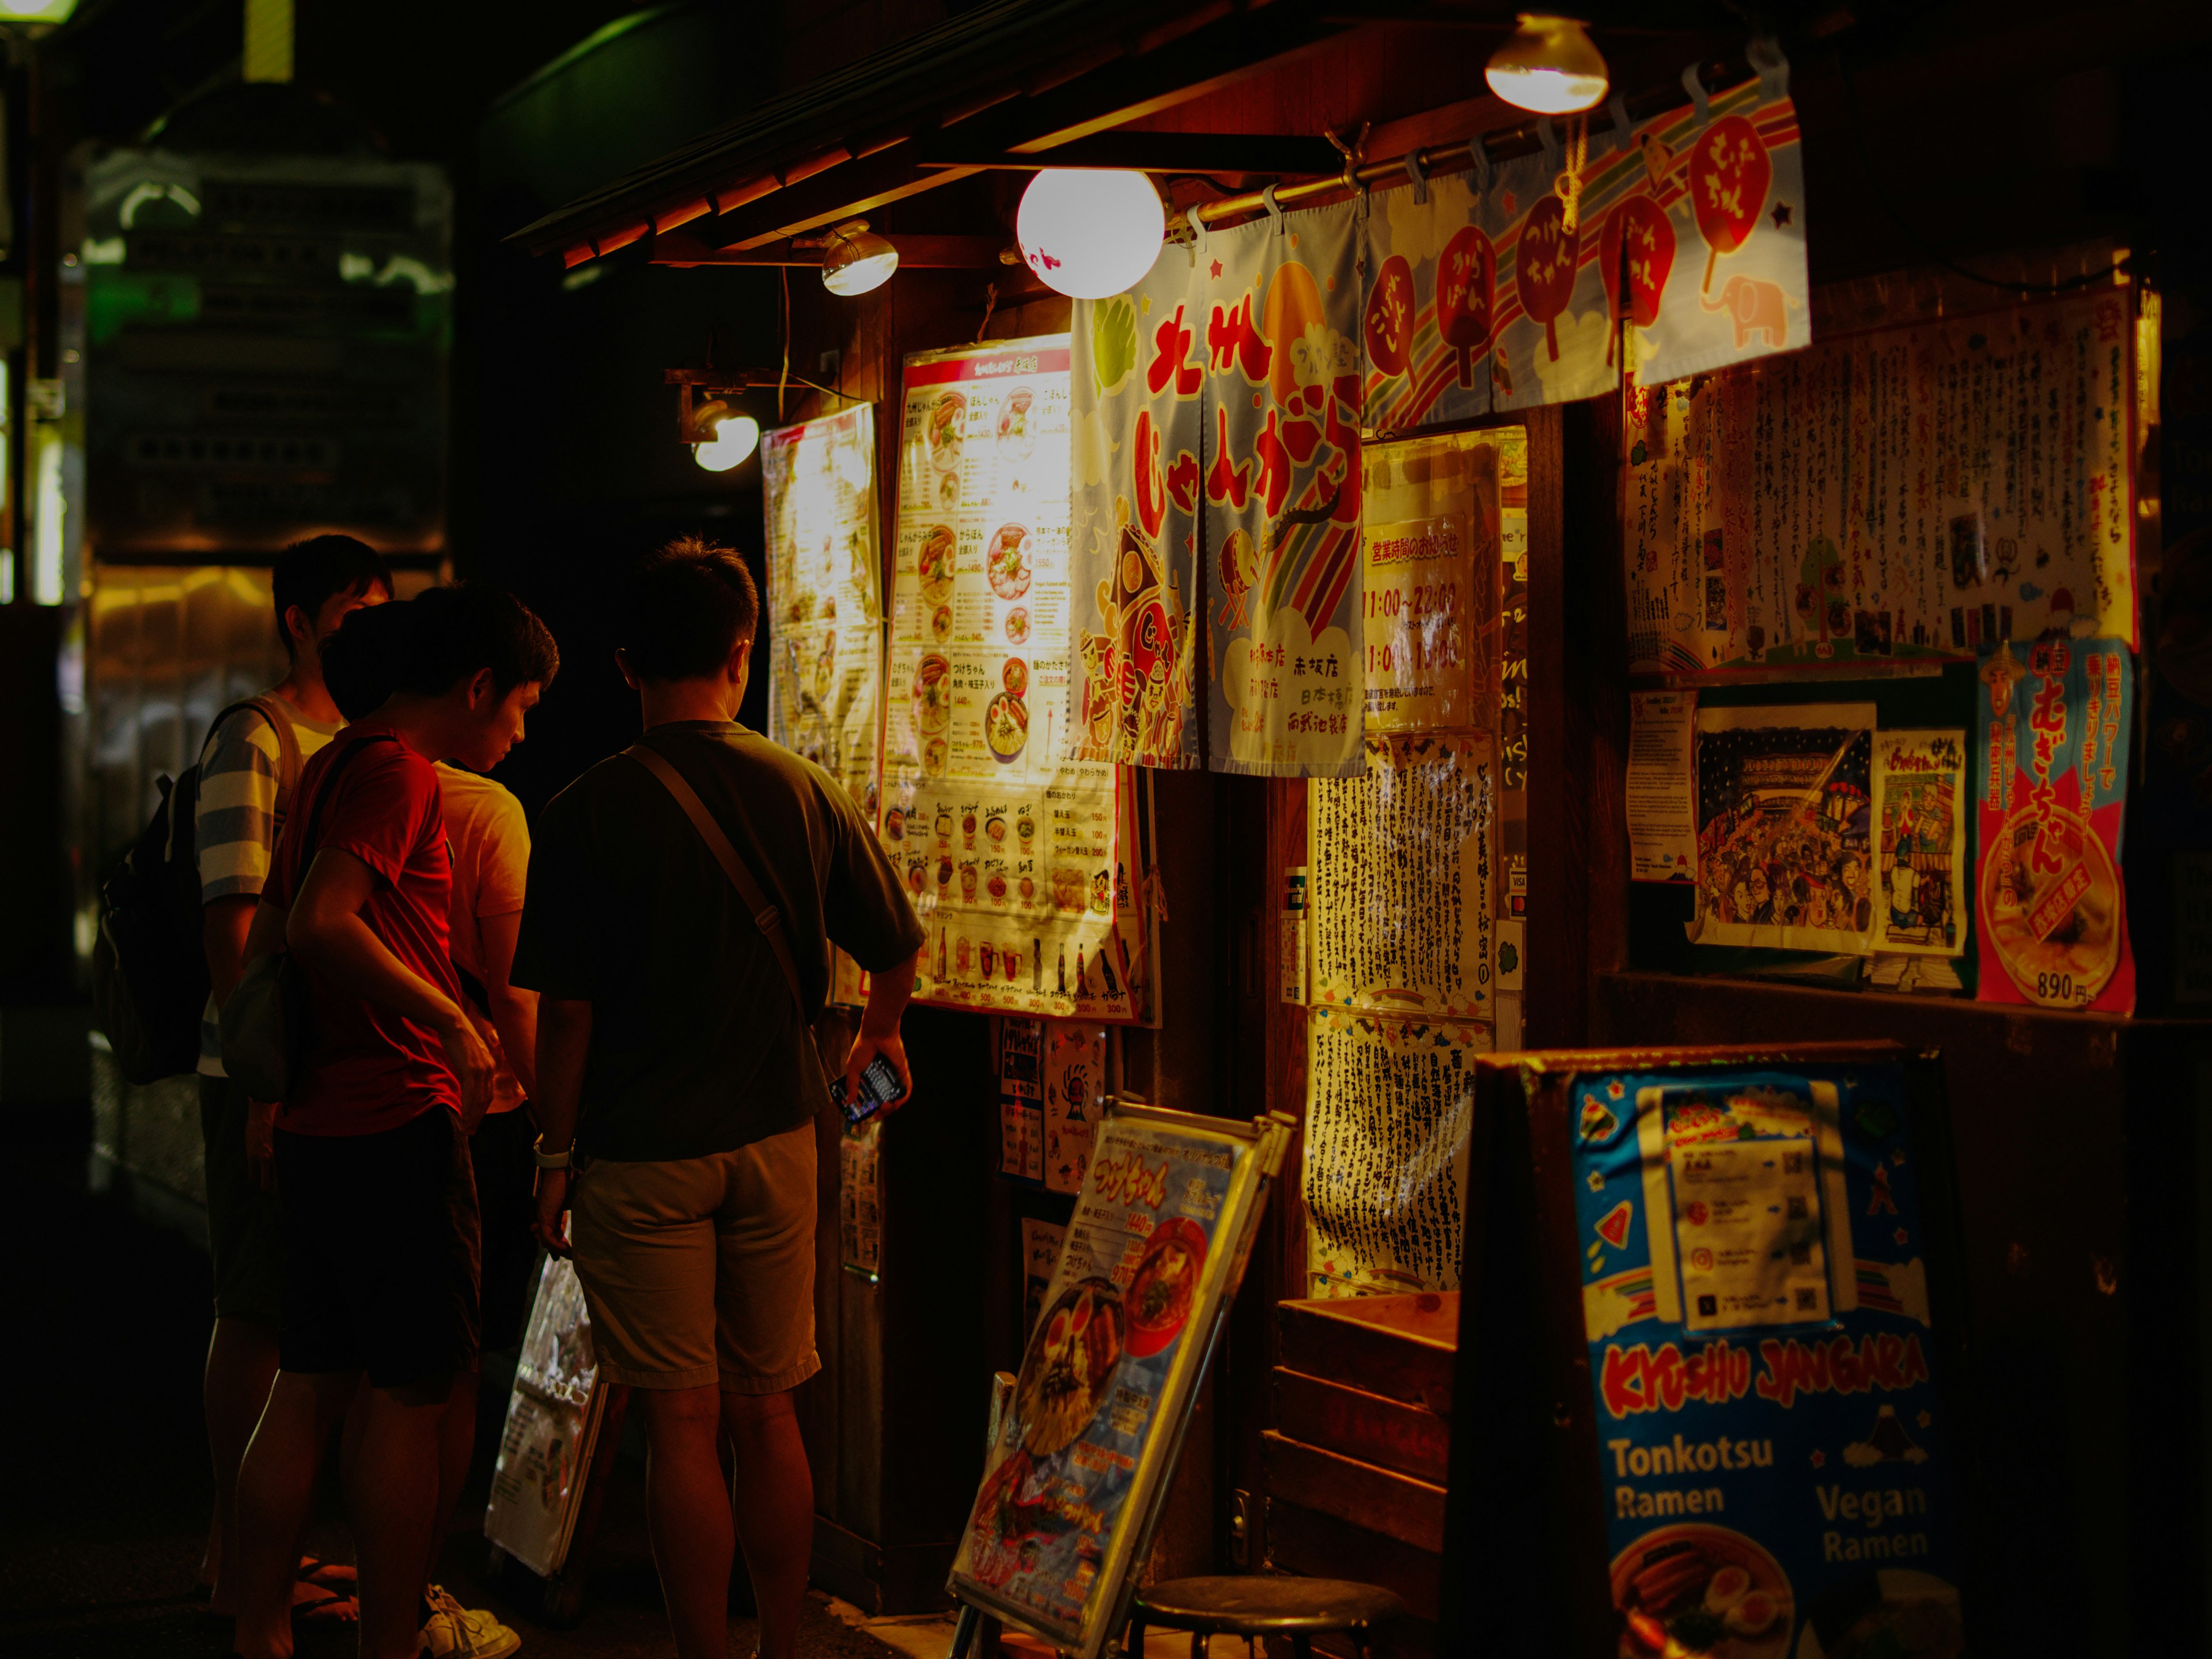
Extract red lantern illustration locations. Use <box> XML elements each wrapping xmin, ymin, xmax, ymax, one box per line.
<box><xmin>1599</xmin><ymin>195</ymin><xmax>1676</xmax><ymax>364</ymax></box>
<box><xmin>1689</xmin><ymin>113</ymin><xmax>1771</xmax><ymax>293</ymax></box>
<box><xmin>1363</xmin><ymin>254</ymin><xmax>1415</xmax><ymax>379</ymax></box>
<box><xmin>1513</xmin><ymin>195</ymin><xmax>1578</xmax><ymax>363</ymax></box>
<box><xmin>1436</xmin><ymin>226</ymin><xmax>1497</xmax><ymax>387</ymax></box>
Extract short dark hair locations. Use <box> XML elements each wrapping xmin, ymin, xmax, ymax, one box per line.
<box><xmin>272</xmin><ymin>535</ymin><xmax>393</xmax><ymax>657</ymax></box>
<box><xmin>321</xmin><ymin>583</ymin><xmax>559</xmax><ymax>721</ymax></box>
<box><xmin>620</xmin><ymin>537</ymin><xmax>760</xmax><ymax>683</ymax></box>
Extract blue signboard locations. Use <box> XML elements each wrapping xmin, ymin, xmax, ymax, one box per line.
<box><xmin>1567</xmin><ymin>1063</ymin><xmax>1964</xmax><ymax>1659</ymax></box>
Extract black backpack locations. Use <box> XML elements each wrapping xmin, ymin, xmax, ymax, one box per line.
<box><xmin>92</xmin><ymin>696</ymin><xmax>301</xmax><ymax>1085</ymax></box>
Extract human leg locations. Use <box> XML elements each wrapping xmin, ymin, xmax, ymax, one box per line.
<box><xmin>199</xmin><ymin>1074</ymin><xmax>287</xmax><ymax>1607</ymax></box>
<box><xmin>713</xmin><ymin>1124</ymin><xmax>823</xmax><ymax>1659</ymax></box>
<box><xmin>346</xmin><ymin>1376</ymin><xmax>453</xmax><ymax>1659</ymax></box>
<box><xmin>639</xmin><ymin>1384</ymin><xmax>739</xmax><ymax>1658</ymax></box>
<box><xmin>721</xmin><ymin>1387</ymin><xmax>813</xmax><ymax>1659</ymax></box>
<box><xmin>233</xmin><ymin>1369</ymin><xmax>358</xmax><ymax>1659</ymax></box>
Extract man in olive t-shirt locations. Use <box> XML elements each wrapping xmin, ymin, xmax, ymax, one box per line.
<box><xmin>516</xmin><ymin>539</ymin><xmax>922</xmax><ymax>1659</ymax></box>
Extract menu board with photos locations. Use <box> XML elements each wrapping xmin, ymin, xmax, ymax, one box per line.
<box><xmin>881</xmin><ymin>337</ymin><xmax>1148</xmax><ymax>1020</ymax></box>
<box><xmin>762</xmin><ymin>404</ymin><xmax>882</xmax><ymax>811</ymax></box>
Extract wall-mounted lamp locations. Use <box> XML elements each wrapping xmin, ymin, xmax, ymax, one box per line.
<box><xmin>691</xmin><ymin>400</ymin><xmax>761</xmax><ymax>471</ymax></box>
<box><xmin>820</xmin><ymin>218</ymin><xmax>899</xmax><ymax>296</ymax></box>
<box><xmin>1485</xmin><ymin>15</ymin><xmax>1609</xmax><ymax>114</ymax></box>
<box><xmin>1016</xmin><ymin>168</ymin><xmax>1165</xmax><ymax>300</ymax></box>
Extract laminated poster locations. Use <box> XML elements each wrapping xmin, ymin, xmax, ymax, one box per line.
<box><xmin>1869</xmin><ymin>732</ymin><xmax>1968</xmax><ymax>958</ymax></box>
<box><xmin>1693</xmin><ymin>705</ymin><xmax>1876</xmax><ymax>954</ymax></box>
<box><xmin>1975</xmin><ymin>639</ymin><xmax>2134</xmax><ymax>1011</ymax></box>
<box><xmin>485</xmin><ymin>1257</ymin><xmax>607</xmax><ymax>1579</ymax></box>
<box><xmin>1043</xmin><ymin>1022</ymin><xmax>1106</xmax><ymax>1195</ymax></box>
<box><xmin>762</xmin><ymin>404</ymin><xmax>882</xmax><ymax>812</ymax></box>
<box><xmin>1626</xmin><ymin>285</ymin><xmax>2137</xmax><ymax>675</ymax></box>
<box><xmin>1628</xmin><ymin>690</ymin><xmax>1698</xmax><ymax>883</ymax></box>
<box><xmin>1569</xmin><ymin>1063</ymin><xmax>1963</xmax><ymax>1659</ymax></box>
<box><xmin>998</xmin><ymin>1018</ymin><xmax>1044</xmax><ymax>1185</ymax></box>
<box><xmin>883</xmin><ymin>336</ymin><xmax>1147</xmax><ymax>1020</ymax></box>
<box><xmin>840</xmin><ymin>1118</ymin><xmax>884</xmax><ymax>1278</ymax></box>
<box><xmin>953</xmin><ymin>1105</ymin><xmax>1290</xmax><ymax>1659</ymax></box>
<box><xmin>1359</xmin><ymin>427</ymin><xmax>1505</xmax><ymax>734</ymax></box>
<box><xmin>1069</xmin><ymin>243</ymin><xmax>1203</xmax><ymax>770</ymax></box>
<box><xmin>1020</xmin><ymin>1217</ymin><xmax>1067</xmax><ymax>1340</ymax></box>
<box><xmin>1312</xmin><ymin>733</ymin><xmax>1495</xmax><ymax>1020</ymax></box>
<box><xmin>1305</xmin><ymin>1005</ymin><xmax>1487</xmax><ymax>1298</ymax></box>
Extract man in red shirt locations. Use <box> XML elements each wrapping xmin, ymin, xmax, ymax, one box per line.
<box><xmin>229</xmin><ymin>586</ymin><xmax>558</xmax><ymax>1659</ymax></box>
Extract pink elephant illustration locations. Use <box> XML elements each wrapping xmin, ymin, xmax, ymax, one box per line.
<box><xmin>1701</xmin><ymin>275</ymin><xmax>1788</xmax><ymax>349</ymax></box>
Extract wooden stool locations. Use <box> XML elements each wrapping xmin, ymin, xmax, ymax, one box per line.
<box><xmin>1126</xmin><ymin>1576</ymin><xmax>1407</xmax><ymax>1659</ymax></box>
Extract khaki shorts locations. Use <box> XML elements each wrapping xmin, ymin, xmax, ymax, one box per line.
<box><xmin>570</xmin><ymin>1122</ymin><xmax>819</xmax><ymax>1393</ymax></box>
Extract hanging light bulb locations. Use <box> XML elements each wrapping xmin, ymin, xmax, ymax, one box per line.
<box><xmin>1016</xmin><ymin>169</ymin><xmax>1165</xmax><ymax>300</ymax></box>
<box><xmin>1485</xmin><ymin>15</ymin><xmax>1608</xmax><ymax>115</ymax></box>
<box><xmin>821</xmin><ymin>219</ymin><xmax>899</xmax><ymax>296</ymax></box>
<box><xmin>692</xmin><ymin>402</ymin><xmax>760</xmax><ymax>472</ymax></box>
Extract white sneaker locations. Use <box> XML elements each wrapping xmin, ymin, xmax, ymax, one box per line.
<box><xmin>421</xmin><ymin>1584</ymin><xmax>521</xmax><ymax>1659</ymax></box>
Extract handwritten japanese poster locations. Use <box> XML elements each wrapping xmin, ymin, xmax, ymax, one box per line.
<box><xmin>1975</xmin><ymin>639</ymin><xmax>2134</xmax><ymax>1011</ymax></box>
<box><xmin>883</xmin><ymin>337</ymin><xmax>1147</xmax><ymax>1019</ymax></box>
<box><xmin>1202</xmin><ymin>203</ymin><xmax>1367</xmax><ymax>775</ymax></box>
<box><xmin>1304</xmin><ymin>1006</ymin><xmax>1486</xmax><ymax>1297</ymax></box>
<box><xmin>762</xmin><ymin>404</ymin><xmax>881</xmax><ymax>810</ymax></box>
<box><xmin>1870</xmin><ymin>731</ymin><xmax>1968</xmax><ymax>958</ymax></box>
<box><xmin>1070</xmin><ymin>245</ymin><xmax>1203</xmax><ymax>770</ymax></box>
<box><xmin>1311</xmin><ymin>734</ymin><xmax>1495</xmax><ymax>1019</ymax></box>
<box><xmin>1626</xmin><ymin>287</ymin><xmax>2138</xmax><ymax>675</ymax></box>
<box><xmin>1692</xmin><ymin>704</ymin><xmax>1876</xmax><ymax>953</ymax></box>
<box><xmin>1043</xmin><ymin>1022</ymin><xmax>1106</xmax><ymax>1195</ymax></box>
<box><xmin>954</xmin><ymin>1108</ymin><xmax>1287</xmax><ymax>1659</ymax></box>
<box><xmin>1621</xmin><ymin>54</ymin><xmax>1809</xmax><ymax>384</ymax></box>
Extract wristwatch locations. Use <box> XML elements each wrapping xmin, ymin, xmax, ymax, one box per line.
<box><xmin>533</xmin><ymin>1135</ymin><xmax>573</xmax><ymax>1170</ymax></box>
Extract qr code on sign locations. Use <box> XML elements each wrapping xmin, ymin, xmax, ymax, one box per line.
<box><xmin>1796</xmin><ymin>1287</ymin><xmax>1820</xmax><ymax>1312</ymax></box>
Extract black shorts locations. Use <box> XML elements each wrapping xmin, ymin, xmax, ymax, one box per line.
<box><xmin>470</xmin><ymin>1105</ymin><xmax>541</xmax><ymax>1351</ymax></box>
<box><xmin>275</xmin><ymin>1107</ymin><xmax>482</xmax><ymax>1389</ymax></box>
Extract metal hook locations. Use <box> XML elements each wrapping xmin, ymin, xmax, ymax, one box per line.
<box><xmin>1608</xmin><ymin>93</ymin><xmax>1635</xmax><ymax>156</ymax></box>
<box><xmin>1185</xmin><ymin>206</ymin><xmax>1208</xmax><ymax>268</ymax></box>
<box><xmin>1681</xmin><ymin>60</ymin><xmax>1711</xmax><ymax>126</ymax></box>
<box><xmin>1405</xmin><ymin>147</ymin><xmax>1428</xmax><ymax>206</ymax></box>
<box><xmin>1747</xmin><ymin>35</ymin><xmax>1790</xmax><ymax>104</ymax></box>
<box><xmin>1260</xmin><ymin>183</ymin><xmax>1283</xmax><ymax>236</ymax></box>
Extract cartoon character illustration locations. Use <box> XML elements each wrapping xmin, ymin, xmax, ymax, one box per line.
<box><xmin>1218</xmin><ymin>528</ymin><xmax>1257</xmax><ymax>630</ymax></box>
<box><xmin>1700</xmin><ymin>275</ymin><xmax>1789</xmax><ymax>350</ymax></box>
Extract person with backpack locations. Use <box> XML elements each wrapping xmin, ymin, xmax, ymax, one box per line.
<box><xmin>194</xmin><ymin>535</ymin><xmax>392</xmax><ymax>1621</ymax></box>
<box><xmin>517</xmin><ymin>541</ymin><xmax>924</xmax><ymax>1659</ymax></box>
<box><xmin>228</xmin><ymin>585</ymin><xmax>557</xmax><ymax>1659</ymax></box>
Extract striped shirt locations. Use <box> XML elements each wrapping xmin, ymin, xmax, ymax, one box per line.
<box><xmin>195</xmin><ymin>699</ymin><xmax>343</xmax><ymax>1078</ymax></box>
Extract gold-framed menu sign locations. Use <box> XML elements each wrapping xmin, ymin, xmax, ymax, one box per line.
<box><xmin>951</xmin><ymin>1103</ymin><xmax>1293</xmax><ymax>1658</ymax></box>
<box><xmin>882</xmin><ymin>335</ymin><xmax>1152</xmax><ymax>1020</ymax></box>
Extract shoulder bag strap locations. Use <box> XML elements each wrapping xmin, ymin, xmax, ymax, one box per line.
<box><xmin>625</xmin><ymin>744</ymin><xmax>809</xmax><ymax>1022</ymax></box>
<box><xmin>245</xmin><ymin>694</ymin><xmax>304</xmax><ymax>827</ymax></box>
<box><xmin>293</xmin><ymin>732</ymin><xmax>389</xmax><ymax>880</ymax></box>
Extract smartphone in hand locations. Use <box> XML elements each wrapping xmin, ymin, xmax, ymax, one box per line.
<box><xmin>842</xmin><ymin>1055</ymin><xmax>904</xmax><ymax>1127</ymax></box>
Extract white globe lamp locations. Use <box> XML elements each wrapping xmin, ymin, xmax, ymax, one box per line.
<box><xmin>1016</xmin><ymin>168</ymin><xmax>1166</xmax><ymax>300</ymax></box>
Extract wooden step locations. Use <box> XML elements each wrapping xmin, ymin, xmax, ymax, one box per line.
<box><xmin>1272</xmin><ymin>1368</ymin><xmax>1451</xmax><ymax>1484</ymax></box>
<box><xmin>1276</xmin><ymin>1293</ymin><xmax>1457</xmax><ymax>1415</ymax></box>
<box><xmin>1261</xmin><ymin>1430</ymin><xmax>1448</xmax><ymax>1553</ymax></box>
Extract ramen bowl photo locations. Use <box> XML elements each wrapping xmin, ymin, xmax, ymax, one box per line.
<box><xmin>1979</xmin><ymin>802</ymin><xmax>2122</xmax><ymax>1006</ymax></box>
<box><xmin>1610</xmin><ymin>1525</ymin><xmax>1793</xmax><ymax>1659</ymax></box>
<box><xmin>927</xmin><ymin>392</ymin><xmax>965</xmax><ymax>471</ymax></box>
<box><xmin>1124</xmin><ymin>1218</ymin><xmax>1207</xmax><ymax>1358</ymax></box>
<box><xmin>1013</xmin><ymin>1278</ymin><xmax>1126</xmax><ymax>1458</ymax></box>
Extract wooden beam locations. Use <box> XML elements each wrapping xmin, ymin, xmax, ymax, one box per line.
<box><xmin>914</xmin><ymin>131</ymin><xmax>1346</xmax><ymax>175</ymax></box>
<box><xmin>699</xmin><ymin>1</ymin><xmax>1355</xmax><ymax>251</ymax></box>
<box><xmin>651</xmin><ymin>231</ymin><xmax>1012</xmax><ymax>268</ymax></box>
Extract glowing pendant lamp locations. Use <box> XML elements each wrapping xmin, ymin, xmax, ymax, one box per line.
<box><xmin>1485</xmin><ymin>15</ymin><xmax>1609</xmax><ymax>115</ymax></box>
<box><xmin>691</xmin><ymin>400</ymin><xmax>760</xmax><ymax>472</ymax></box>
<box><xmin>821</xmin><ymin>219</ymin><xmax>899</xmax><ymax>296</ymax></box>
<box><xmin>1016</xmin><ymin>168</ymin><xmax>1165</xmax><ymax>300</ymax></box>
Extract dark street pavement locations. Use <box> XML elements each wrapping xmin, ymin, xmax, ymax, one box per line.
<box><xmin>0</xmin><ymin>1104</ymin><xmax>911</xmax><ymax>1659</ymax></box>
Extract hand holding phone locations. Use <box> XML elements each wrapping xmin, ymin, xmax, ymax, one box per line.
<box><xmin>842</xmin><ymin>1054</ymin><xmax>904</xmax><ymax>1126</ymax></box>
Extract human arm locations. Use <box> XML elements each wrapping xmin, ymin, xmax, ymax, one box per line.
<box><xmin>287</xmin><ymin>847</ymin><xmax>497</xmax><ymax>1126</ymax></box>
<box><xmin>236</xmin><ymin>898</ymin><xmax>291</xmax><ymax>1190</ymax></box>
<box><xmin>203</xmin><ymin>895</ymin><xmax>259</xmax><ymax>1006</ymax></box>
<box><xmin>477</xmin><ymin>909</ymin><xmax>539</xmax><ymax>1100</ymax></box>
<box><xmin>840</xmin><ymin>947</ymin><xmax>919</xmax><ymax>1113</ymax></box>
<box><xmin>531</xmin><ymin>997</ymin><xmax>592</xmax><ymax>1256</ymax></box>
